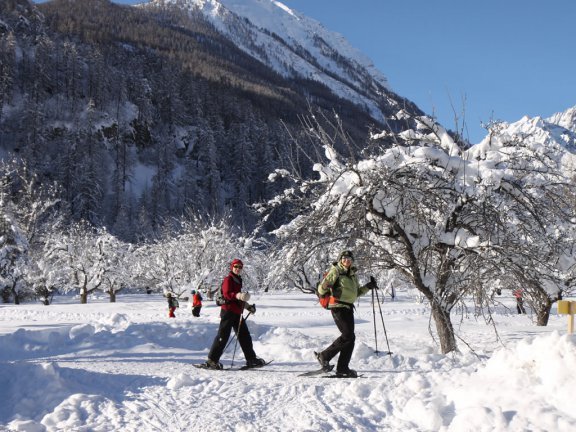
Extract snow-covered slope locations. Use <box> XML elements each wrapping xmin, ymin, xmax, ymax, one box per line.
<box><xmin>1</xmin><ymin>293</ymin><xmax>575</xmax><ymax>431</ymax></box>
<box><xmin>478</xmin><ymin>105</ymin><xmax>576</xmax><ymax>150</ymax></box>
<box><xmin>146</xmin><ymin>0</ymin><xmax>395</xmax><ymax>122</ymax></box>
<box><xmin>547</xmin><ymin>106</ymin><xmax>576</xmax><ymax>134</ymax></box>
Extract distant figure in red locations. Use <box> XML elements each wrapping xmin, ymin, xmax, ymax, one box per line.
<box><xmin>513</xmin><ymin>289</ymin><xmax>526</xmax><ymax>314</ymax></box>
<box><xmin>191</xmin><ymin>290</ymin><xmax>203</xmax><ymax>317</ymax></box>
<box><xmin>167</xmin><ymin>292</ymin><xmax>179</xmax><ymax>318</ymax></box>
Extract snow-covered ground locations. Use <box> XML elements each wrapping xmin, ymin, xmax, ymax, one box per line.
<box><xmin>1</xmin><ymin>291</ymin><xmax>575</xmax><ymax>432</ymax></box>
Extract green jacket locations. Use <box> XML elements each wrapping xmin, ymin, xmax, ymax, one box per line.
<box><xmin>168</xmin><ymin>297</ymin><xmax>179</xmax><ymax>308</ymax></box>
<box><xmin>318</xmin><ymin>262</ymin><xmax>370</xmax><ymax>308</ymax></box>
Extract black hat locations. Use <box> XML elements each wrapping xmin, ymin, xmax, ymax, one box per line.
<box><xmin>339</xmin><ymin>250</ymin><xmax>354</xmax><ymax>260</ymax></box>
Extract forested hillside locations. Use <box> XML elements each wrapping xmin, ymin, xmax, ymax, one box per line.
<box><xmin>0</xmin><ymin>0</ymin><xmax>420</xmax><ymax>240</ymax></box>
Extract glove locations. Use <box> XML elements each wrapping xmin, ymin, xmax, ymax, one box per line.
<box><xmin>236</xmin><ymin>292</ymin><xmax>251</xmax><ymax>302</ymax></box>
<box><xmin>366</xmin><ymin>276</ymin><xmax>378</xmax><ymax>290</ymax></box>
<box><xmin>245</xmin><ymin>304</ymin><xmax>256</xmax><ymax>314</ymax></box>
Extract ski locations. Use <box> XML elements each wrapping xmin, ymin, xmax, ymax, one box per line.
<box><xmin>297</xmin><ymin>365</ymin><xmax>334</xmax><ymax>377</ymax></box>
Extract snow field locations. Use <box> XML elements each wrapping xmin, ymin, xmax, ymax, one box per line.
<box><xmin>0</xmin><ymin>291</ymin><xmax>575</xmax><ymax>431</ymax></box>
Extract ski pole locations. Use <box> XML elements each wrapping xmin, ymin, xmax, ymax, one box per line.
<box><xmin>373</xmin><ymin>285</ymin><xmax>392</xmax><ymax>356</ymax></box>
<box><xmin>230</xmin><ymin>312</ymin><xmax>244</xmax><ymax>368</ymax></box>
<box><xmin>231</xmin><ymin>309</ymin><xmax>252</xmax><ymax>367</ymax></box>
<box><xmin>223</xmin><ymin>323</ymin><xmax>239</xmax><ymax>353</ymax></box>
<box><xmin>371</xmin><ymin>286</ymin><xmax>379</xmax><ymax>354</ymax></box>
<box><xmin>224</xmin><ymin>310</ymin><xmax>252</xmax><ymax>353</ymax></box>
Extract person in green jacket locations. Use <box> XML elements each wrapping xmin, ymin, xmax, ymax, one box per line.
<box><xmin>167</xmin><ymin>292</ymin><xmax>179</xmax><ymax>318</ymax></box>
<box><xmin>315</xmin><ymin>250</ymin><xmax>377</xmax><ymax>377</ymax></box>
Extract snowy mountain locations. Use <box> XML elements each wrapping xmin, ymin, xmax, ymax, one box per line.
<box><xmin>6</xmin><ymin>0</ymin><xmax>420</xmax><ymax>239</ymax></box>
<box><xmin>546</xmin><ymin>106</ymin><xmax>576</xmax><ymax>134</ymax></box>
<box><xmin>144</xmin><ymin>0</ymin><xmax>406</xmax><ymax>122</ymax></box>
<box><xmin>482</xmin><ymin>105</ymin><xmax>576</xmax><ymax>151</ymax></box>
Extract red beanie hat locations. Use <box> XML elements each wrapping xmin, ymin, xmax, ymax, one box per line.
<box><xmin>231</xmin><ymin>259</ymin><xmax>244</xmax><ymax>269</ymax></box>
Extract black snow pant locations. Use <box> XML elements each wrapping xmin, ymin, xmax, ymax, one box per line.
<box><xmin>192</xmin><ymin>306</ymin><xmax>201</xmax><ymax>317</ymax></box>
<box><xmin>321</xmin><ymin>307</ymin><xmax>356</xmax><ymax>372</ymax></box>
<box><xmin>516</xmin><ymin>299</ymin><xmax>526</xmax><ymax>314</ymax></box>
<box><xmin>208</xmin><ymin>309</ymin><xmax>256</xmax><ymax>363</ymax></box>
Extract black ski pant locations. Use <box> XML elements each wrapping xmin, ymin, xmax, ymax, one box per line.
<box><xmin>516</xmin><ymin>299</ymin><xmax>526</xmax><ymax>314</ymax></box>
<box><xmin>208</xmin><ymin>309</ymin><xmax>256</xmax><ymax>362</ymax></box>
<box><xmin>321</xmin><ymin>307</ymin><xmax>356</xmax><ymax>372</ymax></box>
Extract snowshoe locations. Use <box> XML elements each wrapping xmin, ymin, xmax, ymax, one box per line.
<box><xmin>194</xmin><ymin>359</ymin><xmax>223</xmax><ymax>370</ymax></box>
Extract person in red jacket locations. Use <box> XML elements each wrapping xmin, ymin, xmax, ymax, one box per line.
<box><xmin>513</xmin><ymin>288</ymin><xmax>526</xmax><ymax>314</ymax></box>
<box><xmin>191</xmin><ymin>290</ymin><xmax>202</xmax><ymax>317</ymax></box>
<box><xmin>200</xmin><ymin>259</ymin><xmax>265</xmax><ymax>370</ymax></box>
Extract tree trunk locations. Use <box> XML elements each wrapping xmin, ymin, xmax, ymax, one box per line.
<box><xmin>1</xmin><ymin>286</ymin><xmax>10</xmax><ymax>303</ymax></box>
<box><xmin>529</xmin><ymin>287</ymin><xmax>556</xmax><ymax>326</ymax></box>
<box><xmin>110</xmin><ymin>291</ymin><xmax>116</xmax><ymax>303</ymax></box>
<box><xmin>10</xmin><ymin>281</ymin><xmax>19</xmax><ymax>305</ymax></box>
<box><xmin>535</xmin><ymin>298</ymin><xmax>552</xmax><ymax>326</ymax></box>
<box><xmin>431</xmin><ymin>300</ymin><xmax>457</xmax><ymax>354</ymax></box>
<box><xmin>80</xmin><ymin>288</ymin><xmax>87</xmax><ymax>304</ymax></box>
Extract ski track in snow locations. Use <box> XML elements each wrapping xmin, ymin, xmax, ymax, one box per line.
<box><xmin>1</xmin><ymin>292</ymin><xmax>575</xmax><ymax>431</ymax></box>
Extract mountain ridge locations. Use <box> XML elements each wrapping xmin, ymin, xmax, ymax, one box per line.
<box><xmin>484</xmin><ymin>106</ymin><xmax>576</xmax><ymax>152</ymax></box>
<box><xmin>143</xmin><ymin>0</ymin><xmax>409</xmax><ymax>122</ymax></box>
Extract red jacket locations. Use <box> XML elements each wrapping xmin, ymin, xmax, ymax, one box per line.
<box><xmin>192</xmin><ymin>293</ymin><xmax>202</xmax><ymax>307</ymax></box>
<box><xmin>221</xmin><ymin>272</ymin><xmax>244</xmax><ymax>314</ymax></box>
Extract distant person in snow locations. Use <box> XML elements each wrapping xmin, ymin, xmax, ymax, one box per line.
<box><xmin>191</xmin><ymin>290</ymin><xmax>203</xmax><ymax>317</ymax></box>
<box><xmin>513</xmin><ymin>288</ymin><xmax>526</xmax><ymax>314</ymax></box>
<box><xmin>167</xmin><ymin>292</ymin><xmax>179</xmax><ymax>318</ymax></box>
<box><xmin>199</xmin><ymin>259</ymin><xmax>265</xmax><ymax>370</ymax></box>
<box><xmin>315</xmin><ymin>250</ymin><xmax>377</xmax><ymax>378</ymax></box>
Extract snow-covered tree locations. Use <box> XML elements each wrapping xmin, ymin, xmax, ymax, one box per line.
<box><xmin>47</xmin><ymin>223</ymin><xmax>110</xmax><ymax>304</ymax></box>
<box><xmin>465</xmin><ymin>122</ymin><xmax>576</xmax><ymax>325</ymax></box>
<box><xmin>0</xmin><ymin>159</ymin><xmax>62</xmax><ymax>304</ymax></box>
<box><xmin>133</xmin><ymin>235</ymin><xmax>188</xmax><ymax>298</ymax></box>
<box><xmin>26</xmin><ymin>250</ymin><xmax>68</xmax><ymax>305</ymax></box>
<box><xmin>131</xmin><ymin>213</ymin><xmax>264</xmax><ymax>300</ymax></box>
<box><xmin>261</xmin><ymin>110</ymin><xmax>576</xmax><ymax>354</ymax></box>
<box><xmin>0</xmin><ymin>204</ymin><xmax>28</xmax><ymax>304</ymax></box>
<box><xmin>176</xmin><ymin>214</ymin><xmax>245</xmax><ymax>297</ymax></box>
<box><xmin>98</xmin><ymin>231</ymin><xmax>131</xmax><ymax>302</ymax></box>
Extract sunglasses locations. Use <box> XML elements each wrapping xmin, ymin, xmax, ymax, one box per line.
<box><xmin>233</xmin><ymin>265</ymin><xmax>243</xmax><ymax>269</ymax></box>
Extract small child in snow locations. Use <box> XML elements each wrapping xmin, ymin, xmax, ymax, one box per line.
<box><xmin>167</xmin><ymin>292</ymin><xmax>179</xmax><ymax>318</ymax></box>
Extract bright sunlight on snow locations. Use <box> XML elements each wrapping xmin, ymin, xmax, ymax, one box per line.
<box><xmin>1</xmin><ymin>291</ymin><xmax>575</xmax><ymax>431</ymax></box>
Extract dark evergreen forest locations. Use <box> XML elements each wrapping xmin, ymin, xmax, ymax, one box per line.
<box><xmin>0</xmin><ymin>0</ymin><xmax>420</xmax><ymax>241</ymax></box>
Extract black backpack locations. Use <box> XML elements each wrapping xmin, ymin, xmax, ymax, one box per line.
<box><xmin>215</xmin><ymin>274</ymin><xmax>241</xmax><ymax>306</ymax></box>
<box><xmin>215</xmin><ymin>285</ymin><xmax>227</xmax><ymax>306</ymax></box>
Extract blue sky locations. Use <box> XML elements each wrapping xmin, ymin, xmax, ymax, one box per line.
<box><xmin>281</xmin><ymin>0</ymin><xmax>576</xmax><ymax>143</ymax></box>
<box><xmin>46</xmin><ymin>0</ymin><xmax>576</xmax><ymax>143</ymax></box>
